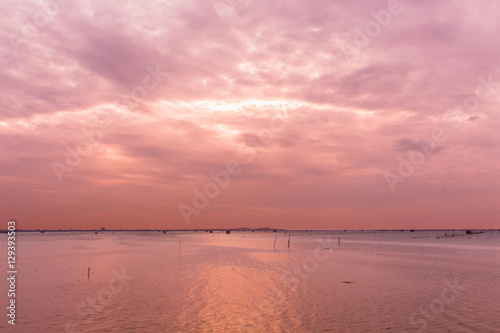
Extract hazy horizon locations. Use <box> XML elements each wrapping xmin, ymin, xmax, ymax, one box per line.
<box><xmin>3</xmin><ymin>227</ymin><xmax>499</xmax><ymax>231</ymax></box>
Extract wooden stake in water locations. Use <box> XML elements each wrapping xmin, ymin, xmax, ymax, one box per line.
<box><xmin>273</xmin><ymin>235</ymin><xmax>277</xmax><ymax>248</ymax></box>
<box><xmin>287</xmin><ymin>234</ymin><xmax>291</xmax><ymax>248</ymax></box>
<box><xmin>338</xmin><ymin>237</ymin><xmax>340</xmax><ymax>247</ymax></box>
<box><xmin>88</xmin><ymin>266</ymin><xmax>90</xmax><ymax>279</ymax></box>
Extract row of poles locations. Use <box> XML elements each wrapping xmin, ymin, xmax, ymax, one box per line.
<box><xmin>273</xmin><ymin>234</ymin><xmax>341</xmax><ymax>249</ymax></box>
<box><xmin>273</xmin><ymin>234</ymin><xmax>292</xmax><ymax>249</ymax></box>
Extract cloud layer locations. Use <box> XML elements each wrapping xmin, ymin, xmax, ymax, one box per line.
<box><xmin>1</xmin><ymin>0</ymin><xmax>500</xmax><ymax>229</ymax></box>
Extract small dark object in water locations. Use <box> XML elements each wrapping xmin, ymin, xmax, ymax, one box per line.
<box><xmin>466</xmin><ymin>230</ymin><xmax>473</xmax><ymax>235</ymax></box>
<box><xmin>410</xmin><ymin>230</ymin><xmax>415</xmax><ymax>232</ymax></box>
<box><xmin>88</xmin><ymin>267</ymin><xmax>90</xmax><ymax>278</ymax></box>
<box><xmin>163</xmin><ymin>231</ymin><xmax>166</xmax><ymax>234</ymax></box>
<box><xmin>209</xmin><ymin>230</ymin><xmax>213</xmax><ymax>233</ymax></box>
<box><xmin>226</xmin><ymin>230</ymin><xmax>230</xmax><ymax>234</ymax></box>
<box><xmin>341</xmin><ymin>281</ymin><xmax>353</xmax><ymax>284</ymax></box>
<box><xmin>95</xmin><ymin>232</ymin><xmax>98</xmax><ymax>234</ymax></box>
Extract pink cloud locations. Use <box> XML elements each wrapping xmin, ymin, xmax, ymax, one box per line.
<box><xmin>1</xmin><ymin>0</ymin><xmax>500</xmax><ymax>229</ymax></box>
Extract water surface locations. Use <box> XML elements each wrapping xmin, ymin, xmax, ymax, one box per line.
<box><xmin>1</xmin><ymin>230</ymin><xmax>499</xmax><ymax>332</ymax></box>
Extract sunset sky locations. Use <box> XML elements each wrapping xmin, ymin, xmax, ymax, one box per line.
<box><xmin>1</xmin><ymin>0</ymin><xmax>499</xmax><ymax>230</ymax></box>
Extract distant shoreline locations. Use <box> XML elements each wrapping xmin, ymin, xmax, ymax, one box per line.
<box><xmin>1</xmin><ymin>228</ymin><xmax>499</xmax><ymax>233</ymax></box>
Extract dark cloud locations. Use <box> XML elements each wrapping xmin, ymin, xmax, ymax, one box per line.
<box><xmin>0</xmin><ymin>0</ymin><xmax>499</xmax><ymax>229</ymax></box>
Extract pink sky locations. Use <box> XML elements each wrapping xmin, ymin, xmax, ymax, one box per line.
<box><xmin>1</xmin><ymin>0</ymin><xmax>500</xmax><ymax>230</ymax></box>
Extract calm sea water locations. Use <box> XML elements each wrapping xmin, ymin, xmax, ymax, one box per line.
<box><xmin>1</xmin><ymin>230</ymin><xmax>499</xmax><ymax>332</ymax></box>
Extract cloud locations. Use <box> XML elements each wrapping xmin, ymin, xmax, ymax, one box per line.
<box><xmin>1</xmin><ymin>0</ymin><xmax>500</xmax><ymax>229</ymax></box>
<box><xmin>393</xmin><ymin>138</ymin><xmax>446</xmax><ymax>154</ymax></box>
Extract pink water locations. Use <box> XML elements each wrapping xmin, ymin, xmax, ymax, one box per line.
<box><xmin>1</xmin><ymin>230</ymin><xmax>499</xmax><ymax>332</ymax></box>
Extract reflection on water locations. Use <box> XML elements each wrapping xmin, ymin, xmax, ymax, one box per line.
<box><xmin>0</xmin><ymin>230</ymin><xmax>499</xmax><ymax>332</ymax></box>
